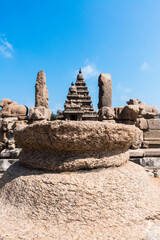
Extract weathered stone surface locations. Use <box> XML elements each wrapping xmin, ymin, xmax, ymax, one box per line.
<box><xmin>142</xmin><ymin>157</ymin><xmax>160</xmax><ymax>167</ymax></box>
<box><xmin>127</xmin><ymin>98</ymin><xmax>142</xmax><ymax>105</ymax></box>
<box><xmin>0</xmin><ymin>148</ymin><xmax>21</xmax><ymax>159</ymax></box>
<box><xmin>29</xmin><ymin>107</ymin><xmax>51</xmax><ymax>120</ymax></box>
<box><xmin>145</xmin><ymin>148</ymin><xmax>160</xmax><ymax>157</ymax></box>
<box><xmin>58</xmin><ymin>70</ymin><xmax>98</xmax><ymax>121</ymax></box>
<box><xmin>0</xmin><ymin>161</ymin><xmax>160</xmax><ymax>239</ymax></box>
<box><xmin>35</xmin><ymin>71</ymin><xmax>49</xmax><ymax>108</ymax></box>
<box><xmin>0</xmin><ymin>99</ymin><xmax>28</xmax><ymax>117</ymax></box>
<box><xmin>0</xmin><ymin>159</ymin><xmax>18</xmax><ymax>172</ymax></box>
<box><xmin>140</xmin><ymin>105</ymin><xmax>159</xmax><ymax>119</ymax></box>
<box><xmin>130</xmin><ymin>126</ymin><xmax>143</xmax><ymax>149</ymax></box>
<box><xmin>148</xmin><ymin>119</ymin><xmax>160</xmax><ymax>130</ymax></box>
<box><xmin>98</xmin><ymin>106</ymin><xmax>115</xmax><ymax>120</ymax></box>
<box><xmin>120</xmin><ymin>105</ymin><xmax>139</xmax><ymax>121</ymax></box>
<box><xmin>144</xmin><ymin>130</ymin><xmax>160</xmax><ymax>140</ymax></box>
<box><xmin>14</xmin><ymin>121</ymin><xmax>141</xmax><ymax>171</ymax></box>
<box><xmin>129</xmin><ymin>149</ymin><xmax>145</xmax><ymax>157</ymax></box>
<box><xmin>136</xmin><ymin>118</ymin><xmax>148</xmax><ymax>130</ymax></box>
<box><xmin>143</xmin><ymin>140</ymin><xmax>160</xmax><ymax>148</ymax></box>
<box><xmin>98</xmin><ymin>73</ymin><xmax>112</xmax><ymax>109</ymax></box>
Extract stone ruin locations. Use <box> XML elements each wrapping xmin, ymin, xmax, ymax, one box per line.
<box><xmin>29</xmin><ymin>70</ymin><xmax>51</xmax><ymax>121</ymax></box>
<box><xmin>0</xmin><ymin>70</ymin><xmax>51</xmax><ymax>172</ymax></box>
<box><xmin>98</xmin><ymin>73</ymin><xmax>160</xmax><ymax>177</ymax></box>
<box><xmin>0</xmin><ymin>70</ymin><xmax>160</xmax><ymax>239</ymax></box>
<box><xmin>57</xmin><ymin>69</ymin><xmax>98</xmax><ymax>121</ymax></box>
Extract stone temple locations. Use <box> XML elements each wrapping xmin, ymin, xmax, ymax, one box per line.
<box><xmin>57</xmin><ymin>69</ymin><xmax>98</xmax><ymax>121</ymax></box>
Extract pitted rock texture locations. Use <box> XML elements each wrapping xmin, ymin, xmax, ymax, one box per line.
<box><xmin>14</xmin><ymin>121</ymin><xmax>142</xmax><ymax>171</ymax></box>
<box><xmin>0</xmin><ymin>161</ymin><xmax>160</xmax><ymax>240</ymax></box>
<box><xmin>35</xmin><ymin>71</ymin><xmax>49</xmax><ymax>108</ymax></box>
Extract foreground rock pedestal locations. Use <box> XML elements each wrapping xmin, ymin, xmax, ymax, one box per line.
<box><xmin>0</xmin><ymin>121</ymin><xmax>160</xmax><ymax>240</ymax></box>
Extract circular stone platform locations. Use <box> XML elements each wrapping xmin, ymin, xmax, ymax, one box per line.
<box><xmin>14</xmin><ymin>120</ymin><xmax>142</xmax><ymax>171</ymax></box>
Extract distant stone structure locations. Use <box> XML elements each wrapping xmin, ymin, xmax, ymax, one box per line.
<box><xmin>29</xmin><ymin>71</ymin><xmax>51</xmax><ymax>121</ymax></box>
<box><xmin>57</xmin><ymin>69</ymin><xmax>98</xmax><ymax>121</ymax></box>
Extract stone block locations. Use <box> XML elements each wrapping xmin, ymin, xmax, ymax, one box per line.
<box><xmin>143</xmin><ymin>157</ymin><xmax>160</xmax><ymax>167</ymax></box>
<box><xmin>136</xmin><ymin>118</ymin><xmax>148</xmax><ymax>130</ymax></box>
<box><xmin>144</xmin><ymin>130</ymin><xmax>160</xmax><ymax>140</ymax></box>
<box><xmin>0</xmin><ymin>159</ymin><xmax>19</xmax><ymax>172</ymax></box>
<box><xmin>144</xmin><ymin>148</ymin><xmax>160</xmax><ymax>157</ymax></box>
<box><xmin>143</xmin><ymin>140</ymin><xmax>160</xmax><ymax>148</ymax></box>
<box><xmin>0</xmin><ymin>148</ymin><xmax>21</xmax><ymax>159</ymax></box>
<box><xmin>29</xmin><ymin>107</ymin><xmax>51</xmax><ymax>120</ymax></box>
<box><xmin>129</xmin><ymin>149</ymin><xmax>145</xmax><ymax>157</ymax></box>
<box><xmin>98</xmin><ymin>107</ymin><xmax>115</xmax><ymax>121</ymax></box>
<box><xmin>148</xmin><ymin>119</ymin><xmax>160</xmax><ymax>130</ymax></box>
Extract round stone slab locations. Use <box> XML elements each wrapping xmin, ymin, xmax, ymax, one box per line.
<box><xmin>14</xmin><ymin>120</ymin><xmax>142</xmax><ymax>171</ymax></box>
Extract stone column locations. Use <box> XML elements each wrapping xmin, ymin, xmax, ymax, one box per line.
<box><xmin>29</xmin><ymin>71</ymin><xmax>51</xmax><ymax>121</ymax></box>
<box><xmin>98</xmin><ymin>73</ymin><xmax>114</xmax><ymax>121</ymax></box>
<box><xmin>98</xmin><ymin>73</ymin><xmax>112</xmax><ymax>109</ymax></box>
<box><xmin>35</xmin><ymin>71</ymin><xmax>49</xmax><ymax>109</ymax></box>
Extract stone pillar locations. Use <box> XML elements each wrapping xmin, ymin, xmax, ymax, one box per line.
<box><xmin>35</xmin><ymin>71</ymin><xmax>49</xmax><ymax>109</ymax></box>
<box><xmin>98</xmin><ymin>73</ymin><xmax>112</xmax><ymax>109</ymax></box>
<box><xmin>29</xmin><ymin>71</ymin><xmax>51</xmax><ymax>121</ymax></box>
<box><xmin>98</xmin><ymin>73</ymin><xmax>113</xmax><ymax>121</ymax></box>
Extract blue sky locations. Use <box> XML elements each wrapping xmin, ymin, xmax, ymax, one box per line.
<box><xmin>0</xmin><ymin>0</ymin><xmax>160</xmax><ymax>113</ymax></box>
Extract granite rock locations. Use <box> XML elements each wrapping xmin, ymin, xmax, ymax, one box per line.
<box><xmin>98</xmin><ymin>106</ymin><xmax>115</xmax><ymax>120</ymax></box>
<box><xmin>0</xmin><ymin>161</ymin><xmax>160</xmax><ymax>239</ymax></box>
<box><xmin>0</xmin><ymin>99</ymin><xmax>28</xmax><ymax>117</ymax></box>
<box><xmin>98</xmin><ymin>73</ymin><xmax>112</xmax><ymax>109</ymax></box>
<box><xmin>35</xmin><ymin>71</ymin><xmax>49</xmax><ymax>108</ymax></box>
<box><xmin>14</xmin><ymin>120</ymin><xmax>142</xmax><ymax>171</ymax></box>
<box><xmin>29</xmin><ymin>107</ymin><xmax>51</xmax><ymax>121</ymax></box>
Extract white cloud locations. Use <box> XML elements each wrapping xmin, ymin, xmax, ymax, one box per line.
<box><xmin>118</xmin><ymin>84</ymin><xmax>132</xmax><ymax>93</ymax></box>
<box><xmin>75</xmin><ymin>64</ymin><xmax>99</xmax><ymax>79</ymax></box>
<box><xmin>0</xmin><ymin>33</ymin><xmax>14</xmax><ymax>58</ymax></box>
<box><xmin>141</xmin><ymin>61</ymin><xmax>149</xmax><ymax>70</ymax></box>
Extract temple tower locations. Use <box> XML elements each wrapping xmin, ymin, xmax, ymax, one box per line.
<box><xmin>58</xmin><ymin>69</ymin><xmax>98</xmax><ymax>121</ymax></box>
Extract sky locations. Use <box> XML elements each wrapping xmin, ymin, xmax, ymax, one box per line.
<box><xmin>0</xmin><ymin>0</ymin><xmax>160</xmax><ymax>113</ymax></box>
